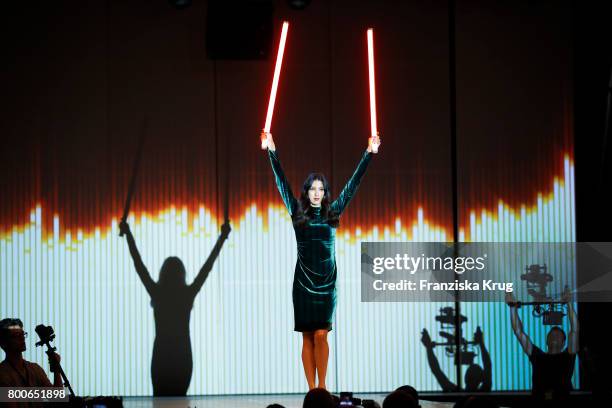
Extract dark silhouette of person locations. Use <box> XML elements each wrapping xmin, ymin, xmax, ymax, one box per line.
<box><xmin>383</xmin><ymin>389</ymin><xmax>418</xmax><ymax>408</ymax></box>
<box><xmin>119</xmin><ymin>219</ymin><xmax>231</xmax><ymax>396</ymax></box>
<box><xmin>0</xmin><ymin>318</ymin><xmax>63</xmax><ymax>408</ymax></box>
<box><xmin>0</xmin><ymin>318</ymin><xmax>62</xmax><ymax>386</ymax></box>
<box><xmin>395</xmin><ymin>385</ymin><xmax>420</xmax><ymax>407</ymax></box>
<box><xmin>302</xmin><ymin>388</ymin><xmax>335</xmax><ymax>408</ymax></box>
<box><xmin>506</xmin><ymin>289</ymin><xmax>578</xmax><ymax>402</ymax></box>
<box><xmin>421</xmin><ymin>326</ymin><xmax>492</xmax><ymax>392</ymax></box>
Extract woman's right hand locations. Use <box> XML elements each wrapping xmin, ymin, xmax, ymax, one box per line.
<box><xmin>368</xmin><ymin>132</ymin><xmax>381</xmax><ymax>153</ymax></box>
<box><xmin>260</xmin><ymin>130</ymin><xmax>275</xmax><ymax>151</ymax></box>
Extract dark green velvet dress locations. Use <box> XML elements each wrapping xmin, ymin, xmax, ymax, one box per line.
<box><xmin>268</xmin><ymin>149</ymin><xmax>372</xmax><ymax>332</ymax></box>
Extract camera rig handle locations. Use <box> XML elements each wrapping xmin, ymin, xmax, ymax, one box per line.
<box><xmin>34</xmin><ymin>325</ymin><xmax>76</xmax><ymax>398</ymax></box>
<box><xmin>508</xmin><ymin>300</ymin><xmax>566</xmax><ymax>307</ymax></box>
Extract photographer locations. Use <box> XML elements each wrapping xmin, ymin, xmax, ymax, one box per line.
<box><xmin>0</xmin><ymin>318</ymin><xmax>63</xmax><ymax>388</ymax></box>
<box><xmin>506</xmin><ymin>288</ymin><xmax>578</xmax><ymax>401</ymax></box>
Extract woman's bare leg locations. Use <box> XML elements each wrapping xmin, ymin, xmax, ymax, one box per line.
<box><xmin>313</xmin><ymin>329</ymin><xmax>329</xmax><ymax>389</ymax></box>
<box><xmin>301</xmin><ymin>332</ymin><xmax>316</xmax><ymax>390</ymax></box>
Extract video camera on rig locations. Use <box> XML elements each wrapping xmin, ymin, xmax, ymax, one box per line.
<box><xmin>521</xmin><ymin>264</ymin><xmax>553</xmax><ymax>302</ymax></box>
<box><xmin>34</xmin><ymin>324</ymin><xmax>55</xmax><ymax>346</ymax></box>
<box><xmin>519</xmin><ymin>264</ymin><xmax>566</xmax><ymax>325</ymax></box>
<box><xmin>432</xmin><ymin>307</ymin><xmax>476</xmax><ymax>365</ymax></box>
<box><xmin>435</xmin><ymin>306</ymin><xmax>467</xmax><ymax>326</ymax></box>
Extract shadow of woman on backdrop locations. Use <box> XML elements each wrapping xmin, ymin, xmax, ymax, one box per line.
<box><xmin>119</xmin><ymin>219</ymin><xmax>231</xmax><ymax>396</ymax></box>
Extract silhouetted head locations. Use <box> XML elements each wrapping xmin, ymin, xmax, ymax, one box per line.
<box><xmin>266</xmin><ymin>404</ymin><xmax>286</xmax><ymax>408</ymax></box>
<box><xmin>294</xmin><ymin>173</ymin><xmax>339</xmax><ymax>228</ymax></box>
<box><xmin>395</xmin><ymin>385</ymin><xmax>418</xmax><ymax>402</ymax></box>
<box><xmin>0</xmin><ymin>318</ymin><xmax>26</xmax><ymax>353</ymax></box>
<box><xmin>303</xmin><ymin>388</ymin><xmax>335</xmax><ymax>408</ymax></box>
<box><xmin>464</xmin><ymin>364</ymin><xmax>485</xmax><ymax>391</ymax></box>
<box><xmin>158</xmin><ymin>257</ymin><xmax>187</xmax><ymax>287</ymax></box>
<box><xmin>383</xmin><ymin>390</ymin><xmax>418</xmax><ymax>408</ymax></box>
<box><xmin>546</xmin><ymin>326</ymin><xmax>566</xmax><ymax>354</ymax></box>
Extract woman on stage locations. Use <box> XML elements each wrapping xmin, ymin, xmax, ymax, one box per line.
<box><xmin>262</xmin><ymin>130</ymin><xmax>380</xmax><ymax>390</ymax></box>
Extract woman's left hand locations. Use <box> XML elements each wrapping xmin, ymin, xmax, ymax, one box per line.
<box><xmin>221</xmin><ymin>219</ymin><xmax>232</xmax><ymax>239</ymax></box>
<box><xmin>119</xmin><ymin>220</ymin><xmax>130</xmax><ymax>236</ymax></box>
<box><xmin>367</xmin><ymin>133</ymin><xmax>381</xmax><ymax>153</ymax></box>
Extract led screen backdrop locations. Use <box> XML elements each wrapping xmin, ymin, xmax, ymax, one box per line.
<box><xmin>0</xmin><ymin>0</ymin><xmax>575</xmax><ymax>396</ymax></box>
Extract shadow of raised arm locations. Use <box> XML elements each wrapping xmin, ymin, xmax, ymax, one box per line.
<box><xmin>475</xmin><ymin>326</ymin><xmax>492</xmax><ymax>391</ymax></box>
<box><xmin>119</xmin><ymin>220</ymin><xmax>156</xmax><ymax>297</ymax></box>
<box><xmin>191</xmin><ymin>220</ymin><xmax>232</xmax><ymax>295</ymax></box>
<box><xmin>422</xmin><ymin>329</ymin><xmax>457</xmax><ymax>392</ymax></box>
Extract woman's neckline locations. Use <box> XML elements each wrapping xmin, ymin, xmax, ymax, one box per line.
<box><xmin>310</xmin><ymin>204</ymin><xmax>322</xmax><ymax>212</ymax></box>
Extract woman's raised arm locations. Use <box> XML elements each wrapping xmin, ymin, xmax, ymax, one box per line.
<box><xmin>263</xmin><ymin>131</ymin><xmax>298</xmax><ymax>216</ymax></box>
<box><xmin>331</xmin><ymin>134</ymin><xmax>379</xmax><ymax>215</ymax></box>
<box><xmin>331</xmin><ymin>151</ymin><xmax>372</xmax><ymax>215</ymax></box>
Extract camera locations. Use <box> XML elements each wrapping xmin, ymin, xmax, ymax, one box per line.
<box><xmin>435</xmin><ymin>307</ymin><xmax>467</xmax><ymax>326</ymax></box>
<box><xmin>338</xmin><ymin>392</ymin><xmax>361</xmax><ymax>407</ymax></box>
<box><xmin>542</xmin><ymin>309</ymin><xmax>564</xmax><ymax>325</ymax></box>
<box><xmin>34</xmin><ymin>324</ymin><xmax>56</xmax><ymax>346</ymax></box>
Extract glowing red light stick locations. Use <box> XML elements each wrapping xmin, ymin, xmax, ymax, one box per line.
<box><xmin>262</xmin><ymin>21</ymin><xmax>289</xmax><ymax>149</ymax></box>
<box><xmin>367</xmin><ymin>28</ymin><xmax>379</xmax><ymax>153</ymax></box>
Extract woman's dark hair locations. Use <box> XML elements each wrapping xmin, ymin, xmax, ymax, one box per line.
<box><xmin>293</xmin><ymin>172</ymin><xmax>340</xmax><ymax>228</ymax></box>
<box><xmin>158</xmin><ymin>256</ymin><xmax>187</xmax><ymax>287</ymax></box>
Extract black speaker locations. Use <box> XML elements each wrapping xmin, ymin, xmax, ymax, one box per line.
<box><xmin>206</xmin><ymin>0</ymin><xmax>274</xmax><ymax>60</ymax></box>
